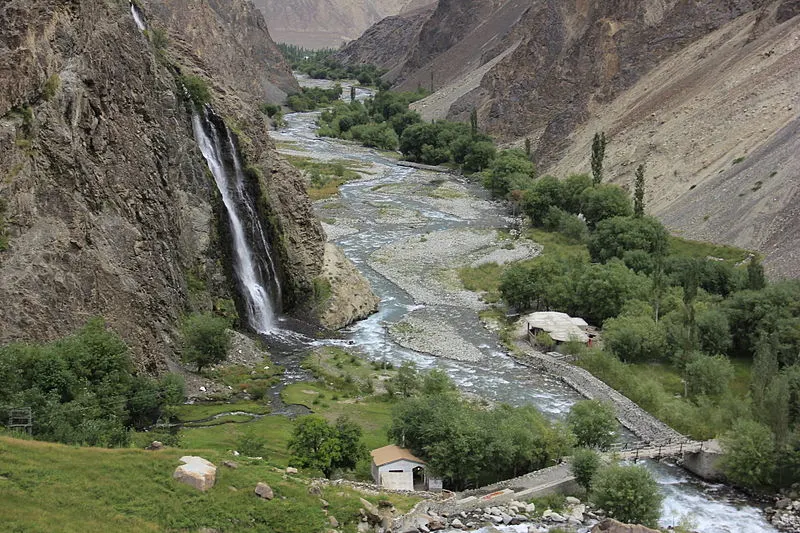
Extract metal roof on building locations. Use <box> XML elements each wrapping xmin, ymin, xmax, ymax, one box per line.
<box><xmin>525</xmin><ymin>311</ymin><xmax>590</xmax><ymax>343</ymax></box>
<box><xmin>370</xmin><ymin>445</ymin><xmax>425</xmax><ymax>466</ymax></box>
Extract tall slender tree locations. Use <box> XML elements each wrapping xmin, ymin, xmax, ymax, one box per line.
<box><xmin>591</xmin><ymin>132</ymin><xmax>607</xmax><ymax>185</ymax></box>
<box><xmin>470</xmin><ymin>108</ymin><xmax>478</xmax><ymax>137</ymax></box>
<box><xmin>634</xmin><ymin>163</ymin><xmax>646</xmax><ymax>217</ymax></box>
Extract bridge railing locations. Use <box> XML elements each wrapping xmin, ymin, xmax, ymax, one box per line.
<box><xmin>606</xmin><ymin>438</ymin><xmax>702</xmax><ymax>459</ymax></box>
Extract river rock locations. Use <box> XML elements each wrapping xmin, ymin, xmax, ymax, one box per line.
<box><xmin>255</xmin><ymin>482</ymin><xmax>274</xmax><ymax>500</ymax></box>
<box><xmin>147</xmin><ymin>441</ymin><xmax>164</xmax><ymax>450</ymax></box>
<box><xmin>565</xmin><ymin>496</ymin><xmax>581</xmax><ymax>505</ymax></box>
<box><xmin>450</xmin><ymin>518</ymin><xmax>464</xmax><ymax>529</ymax></box>
<box><xmin>590</xmin><ymin>518</ymin><xmax>661</xmax><ymax>533</ymax></box>
<box><xmin>173</xmin><ymin>456</ymin><xmax>216</xmax><ymax>491</ymax></box>
<box><xmin>776</xmin><ymin>497</ymin><xmax>792</xmax><ymax>509</ymax></box>
<box><xmin>222</xmin><ymin>460</ymin><xmax>238</xmax><ymax>469</ymax></box>
<box><xmin>568</xmin><ymin>503</ymin><xmax>586</xmax><ymax>521</ymax></box>
<box><xmin>286</xmin><ymin>467</ymin><xmax>298</xmax><ymax>474</ymax></box>
<box><xmin>329</xmin><ymin>515</ymin><xmax>339</xmax><ymax>528</ymax></box>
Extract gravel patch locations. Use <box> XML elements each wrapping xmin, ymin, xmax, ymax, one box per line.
<box><xmin>368</xmin><ymin>228</ymin><xmax>503</xmax><ymax>310</ymax></box>
<box><xmin>389</xmin><ymin>308</ymin><xmax>484</xmax><ymax>362</ymax></box>
<box><xmin>321</xmin><ymin>219</ymin><xmax>359</xmax><ymax>241</ymax></box>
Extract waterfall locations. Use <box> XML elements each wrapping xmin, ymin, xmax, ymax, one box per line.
<box><xmin>191</xmin><ymin>109</ymin><xmax>280</xmax><ymax>334</ymax></box>
<box><xmin>130</xmin><ymin>2</ymin><xmax>146</xmax><ymax>32</ymax></box>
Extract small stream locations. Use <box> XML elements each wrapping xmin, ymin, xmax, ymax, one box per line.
<box><xmin>268</xmin><ymin>77</ymin><xmax>776</xmax><ymax>532</ymax></box>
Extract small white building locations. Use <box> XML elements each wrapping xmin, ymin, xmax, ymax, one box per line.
<box><xmin>370</xmin><ymin>445</ymin><xmax>441</xmax><ymax>492</ymax></box>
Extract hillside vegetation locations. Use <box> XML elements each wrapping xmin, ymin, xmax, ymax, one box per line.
<box><xmin>0</xmin><ymin>435</ymin><xmax>417</xmax><ymax>533</ymax></box>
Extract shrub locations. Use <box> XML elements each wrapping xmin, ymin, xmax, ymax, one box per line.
<box><xmin>720</xmin><ymin>419</ymin><xmax>776</xmax><ymax>490</ymax></box>
<box><xmin>180</xmin><ymin>312</ymin><xmax>231</xmax><ymax>372</ymax></box>
<box><xmin>602</xmin><ymin>314</ymin><xmax>666</xmax><ymax>362</ymax></box>
<box><xmin>567</xmin><ymin>400</ymin><xmax>617</xmax><ymax>450</ymax></box>
<box><xmin>259</xmin><ymin>103</ymin><xmax>280</xmax><ymax>117</ymax></box>
<box><xmin>592</xmin><ymin>464</ymin><xmax>663</xmax><ymax>527</ymax></box>
<box><xmin>42</xmin><ymin>74</ymin><xmax>60</xmax><ymax>101</ymax></box>
<box><xmin>349</xmin><ymin>122</ymin><xmax>399</xmax><ymax>150</ymax></box>
<box><xmin>580</xmin><ymin>184</ymin><xmax>633</xmax><ymax>227</ymax></box>
<box><xmin>571</xmin><ymin>448</ymin><xmax>601</xmax><ymax>494</ymax></box>
<box><xmin>180</xmin><ymin>75</ymin><xmax>211</xmax><ymax>107</ymax></box>
<box><xmin>236</xmin><ymin>430</ymin><xmax>267</xmax><ymax>458</ymax></box>
<box><xmin>684</xmin><ymin>353</ymin><xmax>734</xmax><ymax>397</ymax></box>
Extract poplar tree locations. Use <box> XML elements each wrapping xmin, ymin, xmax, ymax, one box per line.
<box><xmin>634</xmin><ymin>163</ymin><xmax>646</xmax><ymax>217</ymax></box>
<box><xmin>591</xmin><ymin>131</ymin><xmax>607</xmax><ymax>185</ymax></box>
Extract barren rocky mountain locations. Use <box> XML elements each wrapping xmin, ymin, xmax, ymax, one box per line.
<box><xmin>252</xmin><ymin>0</ymin><xmax>434</xmax><ymax>49</ymax></box>
<box><xmin>0</xmin><ymin>0</ymin><xmax>368</xmax><ymax>370</ymax></box>
<box><xmin>339</xmin><ymin>0</ymin><xmax>800</xmax><ymax>275</ymax></box>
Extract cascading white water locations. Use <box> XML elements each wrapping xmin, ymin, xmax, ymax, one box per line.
<box><xmin>226</xmin><ymin>133</ymin><xmax>283</xmax><ymax>304</ymax></box>
<box><xmin>191</xmin><ymin>111</ymin><xmax>278</xmax><ymax>333</ymax></box>
<box><xmin>130</xmin><ymin>2</ymin><xmax>146</xmax><ymax>32</ymax></box>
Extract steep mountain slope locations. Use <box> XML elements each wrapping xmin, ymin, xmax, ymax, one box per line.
<box><xmin>0</xmin><ymin>0</ymin><xmax>367</xmax><ymax>370</ymax></box>
<box><xmin>251</xmin><ymin>0</ymin><xmax>434</xmax><ymax>49</ymax></box>
<box><xmin>340</xmin><ymin>0</ymin><xmax>800</xmax><ymax>275</ymax></box>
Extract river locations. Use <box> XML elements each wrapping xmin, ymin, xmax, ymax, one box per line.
<box><xmin>269</xmin><ymin>78</ymin><xmax>775</xmax><ymax>533</ymax></box>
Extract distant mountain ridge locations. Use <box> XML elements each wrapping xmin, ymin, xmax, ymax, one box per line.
<box><xmin>337</xmin><ymin>0</ymin><xmax>800</xmax><ymax>277</ymax></box>
<box><xmin>252</xmin><ymin>0</ymin><xmax>435</xmax><ymax>49</ymax></box>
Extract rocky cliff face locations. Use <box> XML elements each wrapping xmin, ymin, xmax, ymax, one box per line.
<box><xmin>341</xmin><ymin>0</ymin><xmax>800</xmax><ymax>275</ymax></box>
<box><xmin>0</xmin><ymin>0</ymin><xmax>358</xmax><ymax>370</ymax></box>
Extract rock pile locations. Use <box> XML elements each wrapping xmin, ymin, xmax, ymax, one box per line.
<box><xmin>391</xmin><ymin>497</ymin><xmax>599</xmax><ymax>532</ymax></box>
<box><xmin>766</xmin><ymin>494</ymin><xmax>800</xmax><ymax>532</ymax></box>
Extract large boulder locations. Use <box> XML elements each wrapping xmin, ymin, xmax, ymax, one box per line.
<box><xmin>173</xmin><ymin>456</ymin><xmax>216</xmax><ymax>491</ymax></box>
<box><xmin>255</xmin><ymin>482</ymin><xmax>274</xmax><ymax>500</ymax></box>
<box><xmin>591</xmin><ymin>518</ymin><xmax>661</xmax><ymax>533</ymax></box>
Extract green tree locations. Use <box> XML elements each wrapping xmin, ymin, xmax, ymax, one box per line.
<box><xmin>591</xmin><ymin>132</ymin><xmax>607</xmax><ymax>185</ymax></box>
<box><xmin>180</xmin><ymin>313</ymin><xmax>231</xmax><ymax>372</ymax></box>
<box><xmin>695</xmin><ymin>308</ymin><xmax>732</xmax><ymax>356</ymax></box>
<box><xmin>521</xmin><ymin>175</ymin><xmax>563</xmax><ymax>225</ymax></box>
<box><xmin>633</xmin><ymin>163</ymin><xmax>646</xmax><ymax>217</ymax></box>
<box><xmin>571</xmin><ymin>448</ymin><xmax>601</xmax><ymax>494</ymax></box>
<box><xmin>592</xmin><ymin>464</ymin><xmax>663</xmax><ymax>527</ymax></box>
<box><xmin>720</xmin><ymin>419</ymin><xmax>776</xmax><ymax>490</ymax></box>
<box><xmin>573</xmin><ymin>260</ymin><xmax>649</xmax><ymax>324</ymax></box>
<box><xmin>561</xmin><ymin>173</ymin><xmax>593</xmax><ymax>214</ymax></box>
<box><xmin>588</xmin><ymin>216</ymin><xmax>669</xmax><ymax>263</ymax></box>
<box><xmin>288</xmin><ymin>415</ymin><xmax>367</xmax><ymax>478</ymax></box>
<box><xmin>462</xmin><ymin>141</ymin><xmax>496</xmax><ymax>173</ymax></box>
<box><xmin>421</xmin><ymin>369</ymin><xmax>457</xmax><ymax>396</ymax></box>
<box><xmin>387</xmin><ymin>361</ymin><xmax>419</xmax><ymax>398</ymax></box>
<box><xmin>752</xmin><ymin>334</ymin><xmax>780</xmax><ymax>408</ymax></box>
<box><xmin>747</xmin><ymin>257</ymin><xmax>766</xmax><ymax>290</ymax></box>
<box><xmin>580</xmin><ymin>184</ymin><xmax>632</xmax><ymax>227</ymax></box>
<box><xmin>567</xmin><ymin>400</ymin><xmax>617</xmax><ymax>450</ymax></box>
<box><xmin>470</xmin><ymin>108</ymin><xmax>478</xmax><ymax>137</ymax></box>
<box><xmin>602</xmin><ymin>314</ymin><xmax>666</xmax><ymax>362</ymax></box>
<box><xmin>683</xmin><ymin>353</ymin><xmax>734</xmax><ymax>397</ymax></box>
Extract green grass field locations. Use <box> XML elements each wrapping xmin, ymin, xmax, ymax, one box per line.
<box><xmin>0</xmin><ymin>435</ymin><xmax>417</xmax><ymax>533</ymax></box>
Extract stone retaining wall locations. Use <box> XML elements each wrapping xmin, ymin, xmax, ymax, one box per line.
<box><xmin>513</xmin><ymin>342</ymin><xmax>685</xmax><ymax>443</ymax></box>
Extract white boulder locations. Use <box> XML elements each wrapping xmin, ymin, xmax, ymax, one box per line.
<box><xmin>173</xmin><ymin>456</ymin><xmax>216</xmax><ymax>491</ymax></box>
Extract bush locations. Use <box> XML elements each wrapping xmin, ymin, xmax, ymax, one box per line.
<box><xmin>180</xmin><ymin>313</ymin><xmax>231</xmax><ymax>372</ymax></box>
<box><xmin>180</xmin><ymin>75</ymin><xmax>211</xmax><ymax>107</ymax></box>
<box><xmin>720</xmin><ymin>419</ymin><xmax>776</xmax><ymax>490</ymax></box>
<box><xmin>588</xmin><ymin>216</ymin><xmax>669</xmax><ymax>263</ymax></box>
<box><xmin>259</xmin><ymin>103</ymin><xmax>280</xmax><ymax>117</ymax></box>
<box><xmin>236</xmin><ymin>430</ymin><xmax>267</xmax><ymax>458</ymax></box>
<box><xmin>684</xmin><ymin>353</ymin><xmax>734</xmax><ymax>397</ymax></box>
<box><xmin>602</xmin><ymin>314</ymin><xmax>666</xmax><ymax>362</ymax></box>
<box><xmin>567</xmin><ymin>400</ymin><xmax>617</xmax><ymax>450</ymax></box>
<box><xmin>0</xmin><ymin>318</ymin><xmax>182</xmax><ymax>447</ymax></box>
<box><xmin>571</xmin><ymin>448</ymin><xmax>601</xmax><ymax>494</ymax></box>
<box><xmin>349</xmin><ymin>122</ymin><xmax>399</xmax><ymax>150</ymax></box>
<box><xmin>592</xmin><ymin>464</ymin><xmax>663</xmax><ymax>527</ymax></box>
<box><xmin>580</xmin><ymin>184</ymin><xmax>632</xmax><ymax>227</ymax></box>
